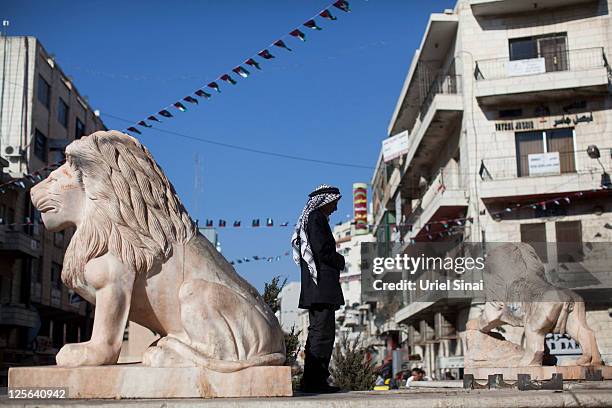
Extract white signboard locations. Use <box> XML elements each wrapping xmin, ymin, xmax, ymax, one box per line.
<box><xmin>528</xmin><ymin>152</ymin><xmax>560</xmax><ymax>176</ymax></box>
<box><xmin>382</xmin><ymin>131</ymin><xmax>409</xmax><ymax>162</ymax></box>
<box><xmin>507</xmin><ymin>57</ymin><xmax>546</xmax><ymax>77</ymax></box>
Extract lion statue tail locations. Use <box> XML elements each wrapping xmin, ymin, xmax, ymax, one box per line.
<box><xmin>162</xmin><ymin>337</ymin><xmax>286</xmax><ymax>373</ymax></box>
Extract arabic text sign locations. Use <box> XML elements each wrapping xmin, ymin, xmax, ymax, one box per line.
<box><xmin>507</xmin><ymin>57</ymin><xmax>546</xmax><ymax>77</ymax></box>
<box><xmin>528</xmin><ymin>152</ymin><xmax>561</xmax><ymax>176</ymax></box>
<box><xmin>382</xmin><ymin>131</ymin><xmax>409</xmax><ymax>162</ymax></box>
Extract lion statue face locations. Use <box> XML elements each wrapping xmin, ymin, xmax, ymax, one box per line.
<box><xmin>30</xmin><ymin>130</ymin><xmax>196</xmax><ymax>287</ymax></box>
<box><xmin>31</xmin><ymin>163</ymin><xmax>86</xmax><ymax>232</ymax></box>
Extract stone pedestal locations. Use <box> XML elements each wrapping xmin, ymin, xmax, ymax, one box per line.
<box><xmin>465</xmin><ymin>365</ymin><xmax>612</xmax><ymax>381</ymax></box>
<box><xmin>8</xmin><ymin>364</ymin><xmax>292</xmax><ymax>398</ymax></box>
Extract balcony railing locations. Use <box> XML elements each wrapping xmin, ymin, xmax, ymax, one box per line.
<box><xmin>481</xmin><ymin>148</ymin><xmax>612</xmax><ymax>181</ymax></box>
<box><xmin>475</xmin><ymin>47</ymin><xmax>609</xmax><ymax>81</ymax></box>
<box><xmin>419</xmin><ymin>75</ymin><xmax>462</xmax><ymax>119</ymax></box>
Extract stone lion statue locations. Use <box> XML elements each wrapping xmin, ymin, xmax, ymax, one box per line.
<box><xmin>466</xmin><ymin>242</ymin><xmax>602</xmax><ymax>367</ymax></box>
<box><xmin>30</xmin><ymin>130</ymin><xmax>285</xmax><ymax>371</ymax></box>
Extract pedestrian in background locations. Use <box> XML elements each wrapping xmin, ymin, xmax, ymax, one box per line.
<box><xmin>292</xmin><ymin>184</ymin><xmax>345</xmax><ymax>393</ymax></box>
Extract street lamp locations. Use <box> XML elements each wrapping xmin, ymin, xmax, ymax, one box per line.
<box><xmin>587</xmin><ymin>145</ymin><xmax>611</xmax><ymax>189</ymax></box>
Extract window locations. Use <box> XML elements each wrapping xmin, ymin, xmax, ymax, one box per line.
<box><xmin>54</xmin><ymin>231</ymin><xmax>65</xmax><ymax>248</ymax></box>
<box><xmin>515</xmin><ymin>128</ymin><xmax>575</xmax><ymax>177</ymax></box>
<box><xmin>57</xmin><ymin>97</ymin><xmax>69</xmax><ymax>127</ymax></box>
<box><xmin>509</xmin><ymin>33</ymin><xmax>568</xmax><ymax>72</ymax></box>
<box><xmin>37</xmin><ymin>75</ymin><xmax>50</xmax><ymax>108</ymax></box>
<box><xmin>32</xmin><ymin>258</ymin><xmax>42</xmax><ymax>283</ymax></box>
<box><xmin>34</xmin><ymin>129</ymin><xmax>48</xmax><ymax>161</ymax></box>
<box><xmin>520</xmin><ymin>223</ymin><xmax>548</xmax><ymax>262</ymax></box>
<box><xmin>556</xmin><ymin>221</ymin><xmax>583</xmax><ymax>262</ymax></box>
<box><xmin>75</xmin><ymin>117</ymin><xmax>85</xmax><ymax>139</ymax></box>
<box><xmin>51</xmin><ymin>262</ymin><xmax>62</xmax><ymax>289</ymax></box>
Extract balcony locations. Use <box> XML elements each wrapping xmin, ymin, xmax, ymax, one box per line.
<box><xmin>403</xmin><ymin>166</ymin><xmax>468</xmax><ymax>241</ymax></box>
<box><xmin>0</xmin><ymin>230</ymin><xmax>41</xmax><ymax>257</ymax></box>
<box><xmin>475</xmin><ymin>47</ymin><xmax>611</xmax><ymax>107</ymax></box>
<box><xmin>479</xmin><ymin>148</ymin><xmax>612</xmax><ymax>199</ymax></box>
<box><xmin>470</xmin><ymin>0</ymin><xmax>598</xmax><ymax>16</ymax></box>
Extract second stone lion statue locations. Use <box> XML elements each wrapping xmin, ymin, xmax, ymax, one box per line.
<box><xmin>30</xmin><ymin>130</ymin><xmax>285</xmax><ymax>370</ymax></box>
<box><xmin>466</xmin><ymin>242</ymin><xmax>602</xmax><ymax>367</ymax></box>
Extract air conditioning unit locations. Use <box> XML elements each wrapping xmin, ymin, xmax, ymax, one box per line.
<box><xmin>3</xmin><ymin>145</ymin><xmax>23</xmax><ymax>158</ymax></box>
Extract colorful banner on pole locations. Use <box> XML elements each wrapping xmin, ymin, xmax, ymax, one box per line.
<box><xmin>353</xmin><ymin>182</ymin><xmax>368</xmax><ymax>235</ymax></box>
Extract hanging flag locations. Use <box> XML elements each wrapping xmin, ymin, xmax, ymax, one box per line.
<box><xmin>147</xmin><ymin>115</ymin><xmax>161</xmax><ymax>122</ymax></box>
<box><xmin>174</xmin><ymin>102</ymin><xmax>187</xmax><ymax>112</ymax></box>
<box><xmin>333</xmin><ymin>0</ymin><xmax>350</xmax><ymax>12</ymax></box>
<box><xmin>252</xmin><ymin>219</ymin><xmax>260</xmax><ymax>227</ymax></box>
<box><xmin>220</xmin><ymin>74</ymin><xmax>237</xmax><ymax>85</ymax></box>
<box><xmin>206</xmin><ymin>219</ymin><xmax>213</xmax><ymax>227</ymax></box>
<box><xmin>319</xmin><ymin>9</ymin><xmax>337</xmax><ymax>20</ymax></box>
<box><xmin>219</xmin><ymin>219</ymin><xmax>226</xmax><ymax>227</ymax></box>
<box><xmin>208</xmin><ymin>82</ymin><xmax>221</xmax><ymax>93</ymax></box>
<box><xmin>258</xmin><ymin>49</ymin><xmax>275</xmax><ymax>59</ymax></box>
<box><xmin>127</xmin><ymin>126</ymin><xmax>142</xmax><ymax>134</ymax></box>
<box><xmin>138</xmin><ymin>120</ymin><xmax>152</xmax><ymax>128</ymax></box>
<box><xmin>266</xmin><ymin>218</ymin><xmax>273</xmax><ymax>227</ymax></box>
<box><xmin>245</xmin><ymin>58</ymin><xmax>261</xmax><ymax>70</ymax></box>
<box><xmin>232</xmin><ymin>66</ymin><xmax>250</xmax><ymax>78</ymax></box>
<box><xmin>290</xmin><ymin>29</ymin><xmax>306</xmax><ymax>41</ymax></box>
<box><xmin>195</xmin><ymin>89</ymin><xmax>211</xmax><ymax>99</ymax></box>
<box><xmin>233</xmin><ymin>220</ymin><xmax>241</xmax><ymax>227</ymax></box>
<box><xmin>183</xmin><ymin>96</ymin><xmax>198</xmax><ymax>104</ymax></box>
<box><xmin>303</xmin><ymin>19</ymin><xmax>322</xmax><ymax>30</ymax></box>
<box><xmin>159</xmin><ymin>109</ymin><xmax>173</xmax><ymax>118</ymax></box>
<box><xmin>273</xmin><ymin>40</ymin><xmax>292</xmax><ymax>51</ymax></box>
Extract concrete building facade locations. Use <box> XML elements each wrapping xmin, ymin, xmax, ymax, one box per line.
<box><xmin>372</xmin><ymin>0</ymin><xmax>612</xmax><ymax>379</ymax></box>
<box><xmin>0</xmin><ymin>36</ymin><xmax>106</xmax><ymax>384</ymax></box>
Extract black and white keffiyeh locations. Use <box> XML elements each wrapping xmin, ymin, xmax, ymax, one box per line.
<box><xmin>292</xmin><ymin>184</ymin><xmax>341</xmax><ymax>285</ymax></box>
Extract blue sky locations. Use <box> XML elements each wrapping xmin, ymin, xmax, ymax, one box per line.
<box><xmin>4</xmin><ymin>0</ymin><xmax>455</xmax><ymax>292</ymax></box>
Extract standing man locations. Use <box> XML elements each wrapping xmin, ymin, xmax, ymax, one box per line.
<box><xmin>292</xmin><ymin>184</ymin><xmax>345</xmax><ymax>393</ymax></box>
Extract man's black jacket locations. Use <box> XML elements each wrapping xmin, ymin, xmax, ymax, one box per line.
<box><xmin>298</xmin><ymin>208</ymin><xmax>345</xmax><ymax>309</ymax></box>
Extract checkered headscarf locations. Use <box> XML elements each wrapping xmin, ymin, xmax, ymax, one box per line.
<box><xmin>292</xmin><ymin>184</ymin><xmax>341</xmax><ymax>284</ymax></box>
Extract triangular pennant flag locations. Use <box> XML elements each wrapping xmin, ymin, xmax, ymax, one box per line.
<box><xmin>148</xmin><ymin>115</ymin><xmax>161</xmax><ymax>122</ymax></box>
<box><xmin>237</xmin><ymin>259</ymin><xmax>243</xmax><ymax>264</ymax></box>
<box><xmin>205</xmin><ymin>219</ymin><xmax>213</xmax><ymax>227</ymax></box>
<box><xmin>333</xmin><ymin>0</ymin><xmax>350</xmax><ymax>12</ymax></box>
<box><xmin>258</xmin><ymin>49</ymin><xmax>275</xmax><ymax>59</ymax></box>
<box><xmin>220</xmin><ymin>74</ymin><xmax>237</xmax><ymax>85</ymax></box>
<box><xmin>253</xmin><ymin>256</ymin><xmax>260</xmax><ymax>261</ymax></box>
<box><xmin>232</xmin><ymin>66</ymin><xmax>250</xmax><ymax>78</ymax></box>
<box><xmin>183</xmin><ymin>96</ymin><xmax>198</xmax><ymax>104</ymax></box>
<box><xmin>195</xmin><ymin>89</ymin><xmax>211</xmax><ymax>99</ymax></box>
<box><xmin>252</xmin><ymin>219</ymin><xmax>260</xmax><ymax>227</ymax></box>
<box><xmin>230</xmin><ymin>261</ymin><xmax>235</xmax><ymax>265</ymax></box>
<box><xmin>233</xmin><ymin>220</ymin><xmax>241</xmax><ymax>227</ymax></box>
<box><xmin>303</xmin><ymin>19</ymin><xmax>322</xmax><ymax>30</ymax></box>
<box><xmin>127</xmin><ymin>126</ymin><xmax>142</xmax><ymax>134</ymax></box>
<box><xmin>319</xmin><ymin>9</ymin><xmax>337</xmax><ymax>20</ymax></box>
<box><xmin>266</xmin><ymin>218</ymin><xmax>273</xmax><ymax>227</ymax></box>
<box><xmin>208</xmin><ymin>82</ymin><xmax>221</xmax><ymax>93</ymax></box>
<box><xmin>174</xmin><ymin>102</ymin><xmax>187</xmax><ymax>112</ymax></box>
<box><xmin>273</xmin><ymin>40</ymin><xmax>291</xmax><ymax>51</ymax></box>
<box><xmin>290</xmin><ymin>29</ymin><xmax>306</xmax><ymax>41</ymax></box>
<box><xmin>219</xmin><ymin>219</ymin><xmax>226</xmax><ymax>227</ymax></box>
<box><xmin>280</xmin><ymin>222</ymin><xmax>289</xmax><ymax>227</ymax></box>
<box><xmin>159</xmin><ymin>109</ymin><xmax>173</xmax><ymax>118</ymax></box>
<box><xmin>245</xmin><ymin>58</ymin><xmax>261</xmax><ymax>70</ymax></box>
<box><xmin>138</xmin><ymin>120</ymin><xmax>152</xmax><ymax>128</ymax></box>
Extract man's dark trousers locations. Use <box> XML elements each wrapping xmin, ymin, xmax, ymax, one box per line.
<box><xmin>303</xmin><ymin>303</ymin><xmax>336</xmax><ymax>387</ymax></box>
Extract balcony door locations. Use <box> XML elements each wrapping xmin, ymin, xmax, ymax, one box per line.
<box><xmin>509</xmin><ymin>33</ymin><xmax>568</xmax><ymax>72</ymax></box>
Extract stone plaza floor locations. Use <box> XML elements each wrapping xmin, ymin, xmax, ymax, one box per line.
<box><xmin>3</xmin><ymin>383</ymin><xmax>612</xmax><ymax>408</ymax></box>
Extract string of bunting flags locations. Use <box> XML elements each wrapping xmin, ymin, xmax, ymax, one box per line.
<box><xmin>0</xmin><ymin>0</ymin><xmax>353</xmax><ymax>195</ymax></box>
<box><xmin>122</xmin><ymin>0</ymin><xmax>352</xmax><ymax>135</ymax></box>
<box><xmin>228</xmin><ymin>251</ymin><xmax>291</xmax><ymax>266</ymax></box>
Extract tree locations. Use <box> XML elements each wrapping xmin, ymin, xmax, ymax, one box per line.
<box><xmin>330</xmin><ymin>334</ymin><xmax>376</xmax><ymax>391</ymax></box>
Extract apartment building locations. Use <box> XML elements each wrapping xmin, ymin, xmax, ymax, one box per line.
<box><xmin>0</xmin><ymin>36</ymin><xmax>106</xmax><ymax>384</ymax></box>
<box><xmin>372</xmin><ymin>0</ymin><xmax>612</xmax><ymax>378</ymax></box>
